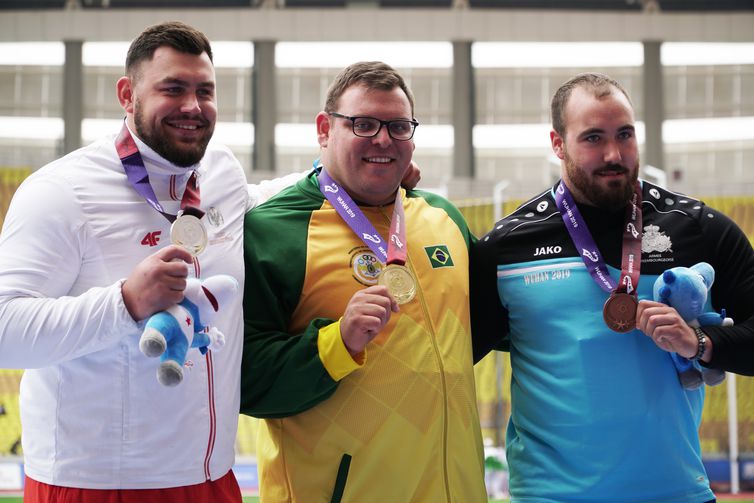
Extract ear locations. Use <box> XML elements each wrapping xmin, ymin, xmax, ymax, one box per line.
<box><xmin>315</xmin><ymin>112</ymin><xmax>331</xmax><ymax>148</ymax></box>
<box><xmin>550</xmin><ymin>130</ymin><xmax>565</xmax><ymax>160</ymax></box>
<box><xmin>691</xmin><ymin>262</ymin><xmax>715</xmax><ymax>289</ymax></box>
<box><xmin>116</xmin><ymin>76</ymin><xmax>135</xmax><ymax>114</ymax></box>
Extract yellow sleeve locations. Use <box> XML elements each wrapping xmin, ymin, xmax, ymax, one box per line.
<box><xmin>317</xmin><ymin>318</ymin><xmax>366</xmax><ymax>381</ymax></box>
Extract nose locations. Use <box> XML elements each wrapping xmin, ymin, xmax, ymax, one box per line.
<box><xmin>603</xmin><ymin>140</ymin><xmax>622</xmax><ymax>164</ymax></box>
<box><xmin>180</xmin><ymin>93</ymin><xmax>201</xmax><ymax>114</ymax></box>
<box><xmin>371</xmin><ymin>124</ymin><xmax>392</xmax><ymax>148</ymax></box>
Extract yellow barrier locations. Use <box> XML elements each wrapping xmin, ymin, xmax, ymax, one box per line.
<box><xmin>0</xmin><ymin>168</ymin><xmax>32</xmax><ymax>230</ymax></box>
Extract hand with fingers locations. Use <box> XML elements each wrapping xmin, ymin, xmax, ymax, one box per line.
<box><xmin>340</xmin><ymin>285</ymin><xmax>400</xmax><ymax>357</ymax></box>
<box><xmin>636</xmin><ymin>300</ymin><xmax>699</xmax><ymax>359</ymax></box>
<box><xmin>401</xmin><ymin>160</ymin><xmax>421</xmax><ymax>190</ymax></box>
<box><xmin>121</xmin><ymin>245</ymin><xmax>194</xmax><ymax>322</ymax></box>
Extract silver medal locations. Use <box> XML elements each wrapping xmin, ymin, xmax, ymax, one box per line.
<box><xmin>170</xmin><ymin>214</ymin><xmax>208</xmax><ymax>256</ymax></box>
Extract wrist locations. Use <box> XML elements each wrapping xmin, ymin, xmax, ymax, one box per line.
<box><xmin>691</xmin><ymin>326</ymin><xmax>707</xmax><ymax>361</ymax></box>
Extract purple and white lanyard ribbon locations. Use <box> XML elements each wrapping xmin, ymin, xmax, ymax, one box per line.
<box><xmin>554</xmin><ymin>180</ymin><xmax>642</xmax><ymax>295</ymax></box>
<box><xmin>116</xmin><ymin>122</ymin><xmax>203</xmax><ymax>222</ymax></box>
<box><xmin>317</xmin><ymin>164</ymin><xmax>407</xmax><ymax>267</ymax></box>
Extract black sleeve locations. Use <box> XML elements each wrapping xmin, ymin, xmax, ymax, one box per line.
<box><xmin>469</xmin><ymin>233</ymin><xmax>510</xmax><ymax>364</ymax></box>
<box><xmin>699</xmin><ymin>206</ymin><xmax>754</xmax><ymax>376</ymax></box>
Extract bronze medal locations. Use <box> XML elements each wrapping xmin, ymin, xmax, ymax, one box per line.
<box><xmin>603</xmin><ymin>292</ymin><xmax>638</xmax><ymax>333</ymax></box>
<box><xmin>170</xmin><ymin>213</ymin><xmax>208</xmax><ymax>256</ymax></box>
<box><xmin>378</xmin><ymin>264</ymin><xmax>417</xmax><ymax>305</ymax></box>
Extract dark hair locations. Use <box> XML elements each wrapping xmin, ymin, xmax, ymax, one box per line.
<box><xmin>324</xmin><ymin>61</ymin><xmax>415</xmax><ymax>117</ymax></box>
<box><xmin>125</xmin><ymin>21</ymin><xmax>213</xmax><ymax>78</ymax></box>
<box><xmin>551</xmin><ymin>72</ymin><xmax>632</xmax><ymax>137</ymax></box>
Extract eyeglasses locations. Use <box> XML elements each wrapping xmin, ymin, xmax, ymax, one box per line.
<box><xmin>328</xmin><ymin>112</ymin><xmax>419</xmax><ymax>141</ymax></box>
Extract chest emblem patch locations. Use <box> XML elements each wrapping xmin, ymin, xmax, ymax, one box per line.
<box><xmin>425</xmin><ymin>245</ymin><xmax>454</xmax><ymax>269</ymax></box>
<box><xmin>641</xmin><ymin>224</ymin><xmax>673</xmax><ymax>254</ymax></box>
<box><xmin>350</xmin><ymin>248</ymin><xmax>383</xmax><ymax>286</ymax></box>
<box><xmin>207</xmin><ymin>206</ymin><xmax>224</xmax><ymax>227</ymax></box>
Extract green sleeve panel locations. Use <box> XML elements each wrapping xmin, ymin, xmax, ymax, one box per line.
<box><xmin>409</xmin><ymin>189</ymin><xmax>473</xmax><ymax>249</ymax></box>
<box><xmin>241</xmin><ymin>177</ymin><xmax>339</xmax><ymax>418</ymax></box>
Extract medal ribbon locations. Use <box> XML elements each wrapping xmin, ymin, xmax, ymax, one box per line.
<box><xmin>554</xmin><ymin>180</ymin><xmax>642</xmax><ymax>295</ymax></box>
<box><xmin>317</xmin><ymin>164</ymin><xmax>406</xmax><ymax>265</ymax></box>
<box><xmin>115</xmin><ymin>122</ymin><xmax>203</xmax><ymax>222</ymax></box>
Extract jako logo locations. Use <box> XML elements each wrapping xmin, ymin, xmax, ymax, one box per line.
<box><xmin>534</xmin><ymin>246</ymin><xmax>561</xmax><ymax>256</ymax></box>
<box><xmin>141</xmin><ymin>231</ymin><xmax>161</xmax><ymax>247</ymax></box>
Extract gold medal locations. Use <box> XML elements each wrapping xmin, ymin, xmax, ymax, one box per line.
<box><xmin>603</xmin><ymin>292</ymin><xmax>638</xmax><ymax>333</ymax></box>
<box><xmin>378</xmin><ymin>264</ymin><xmax>417</xmax><ymax>305</ymax></box>
<box><xmin>170</xmin><ymin>213</ymin><xmax>207</xmax><ymax>256</ymax></box>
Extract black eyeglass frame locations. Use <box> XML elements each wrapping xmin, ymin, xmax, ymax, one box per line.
<box><xmin>328</xmin><ymin>112</ymin><xmax>419</xmax><ymax>141</ymax></box>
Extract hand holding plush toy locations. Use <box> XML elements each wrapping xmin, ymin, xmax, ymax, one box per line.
<box><xmin>139</xmin><ymin>274</ymin><xmax>239</xmax><ymax>386</ymax></box>
<box><xmin>652</xmin><ymin>262</ymin><xmax>731</xmax><ymax>390</ymax></box>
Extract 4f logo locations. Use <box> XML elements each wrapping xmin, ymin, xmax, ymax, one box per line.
<box><xmin>141</xmin><ymin>231</ymin><xmax>161</xmax><ymax>247</ymax></box>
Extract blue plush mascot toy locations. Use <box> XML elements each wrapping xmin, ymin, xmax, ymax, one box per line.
<box><xmin>652</xmin><ymin>262</ymin><xmax>731</xmax><ymax>390</ymax></box>
<box><xmin>139</xmin><ymin>274</ymin><xmax>239</xmax><ymax>386</ymax></box>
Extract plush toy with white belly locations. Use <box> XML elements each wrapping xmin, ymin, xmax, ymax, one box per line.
<box><xmin>139</xmin><ymin>274</ymin><xmax>239</xmax><ymax>386</ymax></box>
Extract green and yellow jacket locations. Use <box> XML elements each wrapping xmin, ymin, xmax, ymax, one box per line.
<box><xmin>241</xmin><ymin>170</ymin><xmax>486</xmax><ymax>503</ymax></box>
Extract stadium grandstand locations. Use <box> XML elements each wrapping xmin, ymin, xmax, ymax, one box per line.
<box><xmin>0</xmin><ymin>0</ymin><xmax>753</xmax><ymax>498</ymax></box>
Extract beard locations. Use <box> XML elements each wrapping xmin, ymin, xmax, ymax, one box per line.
<box><xmin>564</xmin><ymin>151</ymin><xmax>639</xmax><ymax>211</ymax></box>
<box><xmin>133</xmin><ymin>101</ymin><xmax>213</xmax><ymax>168</ymax></box>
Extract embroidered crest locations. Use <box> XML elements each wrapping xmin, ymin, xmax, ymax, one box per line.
<box><xmin>207</xmin><ymin>206</ymin><xmax>224</xmax><ymax>227</ymax></box>
<box><xmin>350</xmin><ymin>248</ymin><xmax>382</xmax><ymax>286</ymax></box>
<box><xmin>641</xmin><ymin>224</ymin><xmax>673</xmax><ymax>253</ymax></box>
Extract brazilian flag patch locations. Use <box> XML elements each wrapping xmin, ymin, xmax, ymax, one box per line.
<box><xmin>425</xmin><ymin>245</ymin><xmax>454</xmax><ymax>268</ymax></box>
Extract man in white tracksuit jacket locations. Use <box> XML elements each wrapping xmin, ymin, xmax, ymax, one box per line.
<box><xmin>0</xmin><ymin>21</ymin><xmax>299</xmax><ymax>503</ymax></box>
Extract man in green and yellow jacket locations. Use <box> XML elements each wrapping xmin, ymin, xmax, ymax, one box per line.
<box><xmin>241</xmin><ymin>61</ymin><xmax>487</xmax><ymax>503</ymax></box>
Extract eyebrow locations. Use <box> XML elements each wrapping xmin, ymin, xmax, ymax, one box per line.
<box><xmin>158</xmin><ymin>77</ymin><xmax>215</xmax><ymax>89</ymax></box>
<box><xmin>579</xmin><ymin>124</ymin><xmax>635</xmax><ymax>138</ymax></box>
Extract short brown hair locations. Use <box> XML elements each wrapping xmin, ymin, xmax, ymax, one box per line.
<box><xmin>551</xmin><ymin>72</ymin><xmax>632</xmax><ymax>137</ymax></box>
<box><xmin>324</xmin><ymin>61</ymin><xmax>415</xmax><ymax>117</ymax></box>
<box><xmin>126</xmin><ymin>21</ymin><xmax>213</xmax><ymax>78</ymax></box>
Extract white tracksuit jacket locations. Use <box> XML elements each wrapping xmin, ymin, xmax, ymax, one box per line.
<box><xmin>0</xmin><ymin>125</ymin><xmax>295</xmax><ymax>489</ymax></box>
